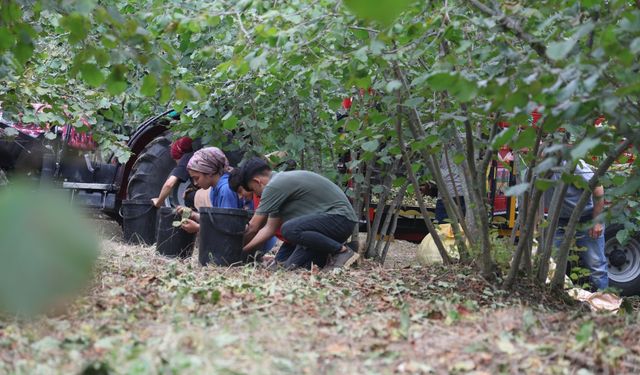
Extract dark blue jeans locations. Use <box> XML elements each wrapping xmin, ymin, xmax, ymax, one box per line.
<box><xmin>278</xmin><ymin>213</ymin><xmax>356</xmax><ymax>269</ymax></box>
<box><xmin>435</xmin><ymin>196</ymin><xmax>466</xmax><ymax>224</ymax></box>
<box><xmin>554</xmin><ymin>225</ymin><xmax>608</xmax><ymax>290</ymax></box>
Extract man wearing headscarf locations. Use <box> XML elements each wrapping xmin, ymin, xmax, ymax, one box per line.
<box><xmin>151</xmin><ymin>137</ymin><xmax>195</xmax><ymax>208</ymax></box>
<box><xmin>178</xmin><ymin>147</ymin><xmax>242</xmax><ymax>233</ymax></box>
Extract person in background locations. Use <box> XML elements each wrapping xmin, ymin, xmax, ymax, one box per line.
<box><xmin>435</xmin><ymin>140</ymin><xmax>467</xmax><ymax>224</ymax></box>
<box><xmin>240</xmin><ymin>157</ymin><xmax>359</xmax><ymax>270</ymax></box>
<box><xmin>547</xmin><ymin>160</ymin><xmax>608</xmax><ymax>291</ymax></box>
<box><xmin>177</xmin><ymin>147</ymin><xmax>241</xmax><ymax>233</ymax></box>
<box><xmin>151</xmin><ymin>137</ymin><xmax>195</xmax><ymax>208</ymax></box>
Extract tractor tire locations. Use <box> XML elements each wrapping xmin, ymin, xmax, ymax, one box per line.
<box><xmin>127</xmin><ymin>134</ymin><xmax>175</xmax><ymax>201</ymax></box>
<box><xmin>605</xmin><ymin>225</ymin><xmax>640</xmax><ymax>296</ymax></box>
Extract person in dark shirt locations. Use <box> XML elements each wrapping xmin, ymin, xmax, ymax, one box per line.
<box><xmin>240</xmin><ymin>157</ymin><xmax>359</xmax><ymax>270</ymax></box>
<box><xmin>151</xmin><ymin>137</ymin><xmax>195</xmax><ymax>208</ymax></box>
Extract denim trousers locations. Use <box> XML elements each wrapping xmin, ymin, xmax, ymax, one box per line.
<box><xmin>434</xmin><ymin>197</ymin><xmax>466</xmax><ymax>224</ymax></box>
<box><xmin>277</xmin><ymin>213</ymin><xmax>356</xmax><ymax>269</ymax></box>
<box><xmin>554</xmin><ymin>225</ymin><xmax>608</xmax><ymax>290</ymax></box>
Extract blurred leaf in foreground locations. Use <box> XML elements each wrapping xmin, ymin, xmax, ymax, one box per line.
<box><xmin>0</xmin><ymin>182</ymin><xmax>98</xmax><ymax>316</ymax></box>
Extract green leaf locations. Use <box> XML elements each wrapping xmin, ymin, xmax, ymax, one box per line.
<box><xmin>345</xmin><ymin>119</ymin><xmax>359</xmax><ymax>132</ymax></box>
<box><xmin>491</xmin><ymin>126</ymin><xmax>516</xmax><ymax>150</ymax></box>
<box><xmin>344</xmin><ymin>0</ymin><xmax>413</xmax><ymax>26</ymax></box>
<box><xmin>575</xmin><ymin>321</ymin><xmax>594</xmax><ymax>343</ymax></box>
<box><xmin>353</xmin><ymin>46</ymin><xmax>368</xmax><ymax>63</ymax></box>
<box><xmin>570</xmin><ymin>138</ymin><xmax>600</xmax><ymax>161</ymax></box>
<box><xmin>160</xmin><ymin>86</ymin><xmax>171</xmax><ymax>104</ymax></box>
<box><xmin>505</xmin><ymin>183</ymin><xmax>529</xmax><ymax>197</ymax></box>
<box><xmin>512</xmin><ymin>127</ymin><xmax>537</xmax><ymax>150</ymax></box>
<box><xmin>75</xmin><ymin>0</ymin><xmax>97</xmax><ymax>15</ymax></box>
<box><xmin>106</xmin><ymin>80</ymin><xmax>127</xmax><ymax>95</ymax></box>
<box><xmin>547</xmin><ymin>23</ymin><xmax>594</xmax><ymax>61</ymax></box>
<box><xmin>60</xmin><ymin>13</ymin><xmax>89</xmax><ymax>44</ymax></box>
<box><xmin>0</xmin><ymin>27</ymin><xmax>15</xmax><ymax>51</ymax></box>
<box><xmin>547</xmin><ymin>39</ymin><xmax>576</xmax><ymax>60</ymax></box>
<box><xmin>616</xmin><ymin>229</ymin><xmax>629</xmax><ymax>245</ymax></box>
<box><xmin>534</xmin><ymin>179</ymin><xmax>555</xmax><ymax>191</ymax></box>
<box><xmin>13</xmin><ymin>37</ymin><xmax>34</xmax><ymax>65</ymax></box>
<box><xmin>426</xmin><ymin>72</ymin><xmax>457</xmax><ymax>91</ymax></box>
<box><xmin>386</xmin><ymin>80</ymin><xmax>402</xmax><ymax>93</ymax></box>
<box><xmin>631</xmin><ymin>38</ymin><xmax>640</xmax><ymax>54</ymax></box>
<box><xmin>452</xmin><ymin>153</ymin><xmax>465</xmax><ymax>164</ymax></box>
<box><xmin>106</xmin><ymin>66</ymin><xmax>128</xmax><ymax>95</ymax></box>
<box><xmin>140</xmin><ymin>75</ymin><xmax>157</xmax><ymax>97</ymax></box>
<box><xmin>403</xmin><ymin>97</ymin><xmax>424</xmax><ymax>108</ymax></box>
<box><xmin>362</xmin><ymin>139</ymin><xmax>380</xmax><ymax>152</ymax></box>
<box><xmin>451</xmin><ymin>77</ymin><xmax>478</xmax><ymax>102</ymax></box>
<box><xmin>80</xmin><ymin>64</ymin><xmax>104</xmax><ymax>87</ymax></box>
<box><xmin>0</xmin><ymin>185</ymin><xmax>98</xmax><ymax>315</ymax></box>
<box><xmin>223</xmin><ymin>116</ymin><xmax>238</xmax><ymax>130</ymax></box>
<box><xmin>580</xmin><ymin>0</ymin><xmax>599</xmax><ymax>7</ymax></box>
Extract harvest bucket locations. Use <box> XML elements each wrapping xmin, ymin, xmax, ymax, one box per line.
<box><xmin>121</xmin><ymin>199</ymin><xmax>157</xmax><ymax>245</ymax></box>
<box><xmin>156</xmin><ymin>207</ymin><xmax>195</xmax><ymax>258</ymax></box>
<box><xmin>198</xmin><ymin>207</ymin><xmax>250</xmax><ymax>266</ymax></box>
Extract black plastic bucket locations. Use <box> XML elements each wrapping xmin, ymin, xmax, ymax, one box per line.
<box><xmin>156</xmin><ymin>207</ymin><xmax>195</xmax><ymax>258</ymax></box>
<box><xmin>121</xmin><ymin>199</ymin><xmax>157</xmax><ymax>245</ymax></box>
<box><xmin>199</xmin><ymin>207</ymin><xmax>250</xmax><ymax>266</ymax></box>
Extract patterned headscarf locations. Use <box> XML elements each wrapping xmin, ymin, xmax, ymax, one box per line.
<box><xmin>170</xmin><ymin>137</ymin><xmax>193</xmax><ymax>160</ymax></box>
<box><xmin>187</xmin><ymin>147</ymin><xmax>231</xmax><ymax>175</ymax></box>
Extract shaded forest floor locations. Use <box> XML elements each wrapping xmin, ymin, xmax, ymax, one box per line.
<box><xmin>1</xmin><ymin>222</ymin><xmax>640</xmax><ymax>374</ymax></box>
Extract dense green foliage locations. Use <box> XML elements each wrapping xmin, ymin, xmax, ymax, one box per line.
<box><xmin>2</xmin><ymin>0</ymin><xmax>640</xmax><ymax>290</ymax></box>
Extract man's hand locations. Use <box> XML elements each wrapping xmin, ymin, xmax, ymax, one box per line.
<box><xmin>589</xmin><ymin>223</ymin><xmax>603</xmax><ymax>239</ymax></box>
<box><xmin>243</xmin><ymin>216</ymin><xmax>280</xmax><ymax>252</ymax></box>
<box><xmin>151</xmin><ymin>197</ymin><xmax>161</xmax><ymax>208</ymax></box>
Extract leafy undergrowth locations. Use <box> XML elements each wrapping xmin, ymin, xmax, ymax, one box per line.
<box><xmin>1</xmin><ymin>240</ymin><xmax>640</xmax><ymax>374</ymax></box>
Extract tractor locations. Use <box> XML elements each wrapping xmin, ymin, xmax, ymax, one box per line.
<box><xmin>0</xmin><ymin>109</ymin><xmax>234</xmax><ymax>221</ymax></box>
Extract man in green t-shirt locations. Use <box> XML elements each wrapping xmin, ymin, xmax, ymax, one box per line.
<box><xmin>241</xmin><ymin>157</ymin><xmax>359</xmax><ymax>270</ymax></box>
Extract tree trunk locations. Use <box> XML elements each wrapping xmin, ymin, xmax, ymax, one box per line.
<box><xmin>395</xmin><ymin>106</ymin><xmax>452</xmax><ymax>264</ymax></box>
<box><xmin>377</xmin><ymin>181</ymin><xmax>408</xmax><ymax>262</ymax></box>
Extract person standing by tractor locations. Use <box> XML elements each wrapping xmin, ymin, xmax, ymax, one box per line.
<box><xmin>151</xmin><ymin>137</ymin><xmax>196</xmax><ymax>208</ymax></box>
<box><xmin>435</xmin><ymin>142</ymin><xmax>467</xmax><ymax>224</ymax></box>
<box><xmin>240</xmin><ymin>157</ymin><xmax>359</xmax><ymax>270</ymax></box>
<box><xmin>548</xmin><ymin>160</ymin><xmax>608</xmax><ymax>290</ymax></box>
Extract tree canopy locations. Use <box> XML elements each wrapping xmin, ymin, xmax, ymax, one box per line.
<box><xmin>2</xmin><ymin>0</ymin><xmax>640</xmax><ymax>290</ymax></box>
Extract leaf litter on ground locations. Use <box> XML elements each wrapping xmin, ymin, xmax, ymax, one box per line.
<box><xmin>0</xmin><ymin>235</ymin><xmax>639</xmax><ymax>374</ymax></box>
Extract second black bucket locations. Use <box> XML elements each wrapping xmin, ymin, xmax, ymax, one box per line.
<box><xmin>156</xmin><ymin>207</ymin><xmax>195</xmax><ymax>258</ymax></box>
<box><xmin>121</xmin><ymin>199</ymin><xmax>157</xmax><ymax>246</ymax></box>
<box><xmin>198</xmin><ymin>207</ymin><xmax>249</xmax><ymax>266</ymax></box>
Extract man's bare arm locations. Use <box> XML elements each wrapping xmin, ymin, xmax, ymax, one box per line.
<box><xmin>243</xmin><ymin>217</ymin><xmax>281</xmax><ymax>252</ymax></box>
<box><xmin>151</xmin><ymin>175</ymin><xmax>179</xmax><ymax>207</ymax></box>
<box><xmin>244</xmin><ymin>213</ymin><xmax>268</xmax><ymax>244</ymax></box>
<box><xmin>590</xmin><ymin>185</ymin><xmax>605</xmax><ymax>239</ymax></box>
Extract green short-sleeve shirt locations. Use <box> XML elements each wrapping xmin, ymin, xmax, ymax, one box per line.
<box><xmin>256</xmin><ymin>171</ymin><xmax>358</xmax><ymax>223</ymax></box>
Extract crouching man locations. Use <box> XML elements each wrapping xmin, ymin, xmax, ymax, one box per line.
<box><xmin>240</xmin><ymin>158</ymin><xmax>359</xmax><ymax>270</ymax></box>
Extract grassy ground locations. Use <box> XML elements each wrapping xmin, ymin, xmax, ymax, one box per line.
<box><xmin>1</xmin><ymin>224</ymin><xmax>640</xmax><ymax>374</ymax></box>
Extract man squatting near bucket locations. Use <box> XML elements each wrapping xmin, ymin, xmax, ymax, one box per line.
<box><xmin>239</xmin><ymin>157</ymin><xmax>360</xmax><ymax>270</ymax></box>
<box><xmin>228</xmin><ymin>168</ymin><xmax>291</xmax><ymax>266</ymax></box>
<box><xmin>151</xmin><ymin>137</ymin><xmax>196</xmax><ymax>209</ymax></box>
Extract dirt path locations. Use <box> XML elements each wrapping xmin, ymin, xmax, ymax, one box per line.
<box><xmin>1</xmin><ymin>223</ymin><xmax>639</xmax><ymax>374</ymax></box>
